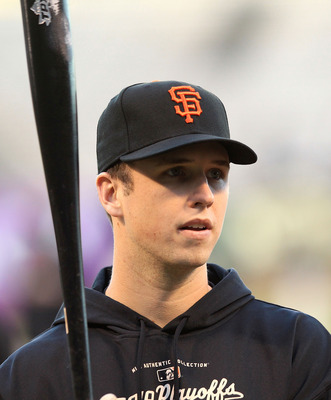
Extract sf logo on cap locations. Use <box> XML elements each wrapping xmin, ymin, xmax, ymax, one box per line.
<box><xmin>168</xmin><ymin>86</ymin><xmax>202</xmax><ymax>123</ymax></box>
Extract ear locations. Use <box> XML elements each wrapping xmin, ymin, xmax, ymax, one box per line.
<box><xmin>96</xmin><ymin>172</ymin><xmax>123</xmax><ymax>218</ymax></box>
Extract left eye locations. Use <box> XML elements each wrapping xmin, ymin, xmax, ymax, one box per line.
<box><xmin>207</xmin><ymin>169</ymin><xmax>223</xmax><ymax>180</ymax></box>
<box><xmin>167</xmin><ymin>167</ymin><xmax>185</xmax><ymax>177</ymax></box>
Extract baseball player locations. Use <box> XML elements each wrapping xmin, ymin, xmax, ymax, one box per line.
<box><xmin>0</xmin><ymin>81</ymin><xmax>330</xmax><ymax>399</ymax></box>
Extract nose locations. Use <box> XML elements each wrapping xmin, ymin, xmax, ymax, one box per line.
<box><xmin>188</xmin><ymin>175</ymin><xmax>214</xmax><ymax>208</ymax></box>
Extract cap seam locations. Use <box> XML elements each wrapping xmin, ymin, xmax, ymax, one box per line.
<box><xmin>119</xmin><ymin>86</ymin><xmax>131</xmax><ymax>157</ymax></box>
<box><xmin>120</xmin><ymin>83</ymin><xmax>144</xmax><ymax>156</ymax></box>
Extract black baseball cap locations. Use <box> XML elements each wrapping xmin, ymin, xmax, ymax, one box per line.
<box><xmin>97</xmin><ymin>80</ymin><xmax>257</xmax><ymax>173</ymax></box>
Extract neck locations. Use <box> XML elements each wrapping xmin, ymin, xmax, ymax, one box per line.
<box><xmin>105</xmin><ymin>260</ymin><xmax>211</xmax><ymax>328</ymax></box>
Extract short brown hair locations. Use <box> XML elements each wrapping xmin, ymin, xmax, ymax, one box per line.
<box><xmin>107</xmin><ymin>162</ymin><xmax>134</xmax><ymax>195</ymax></box>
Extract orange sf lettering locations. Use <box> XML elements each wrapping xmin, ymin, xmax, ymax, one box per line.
<box><xmin>168</xmin><ymin>86</ymin><xmax>202</xmax><ymax>123</ymax></box>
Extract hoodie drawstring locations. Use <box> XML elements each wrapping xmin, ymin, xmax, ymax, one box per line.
<box><xmin>172</xmin><ymin>316</ymin><xmax>188</xmax><ymax>400</ymax></box>
<box><xmin>136</xmin><ymin>316</ymin><xmax>188</xmax><ymax>400</ymax></box>
<box><xmin>137</xmin><ymin>319</ymin><xmax>146</xmax><ymax>400</ymax></box>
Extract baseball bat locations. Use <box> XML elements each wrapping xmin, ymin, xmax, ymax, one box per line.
<box><xmin>20</xmin><ymin>1</ymin><xmax>93</xmax><ymax>399</ymax></box>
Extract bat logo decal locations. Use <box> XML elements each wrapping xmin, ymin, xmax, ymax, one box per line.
<box><xmin>30</xmin><ymin>0</ymin><xmax>61</xmax><ymax>26</ymax></box>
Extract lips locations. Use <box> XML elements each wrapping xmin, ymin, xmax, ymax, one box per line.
<box><xmin>179</xmin><ymin>219</ymin><xmax>212</xmax><ymax>231</ymax></box>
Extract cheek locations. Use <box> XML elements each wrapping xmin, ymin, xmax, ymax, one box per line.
<box><xmin>214</xmin><ymin>192</ymin><xmax>229</xmax><ymax>226</ymax></box>
<box><xmin>125</xmin><ymin>192</ymin><xmax>165</xmax><ymax>234</ymax></box>
<box><xmin>137</xmin><ymin>194</ymin><xmax>179</xmax><ymax>239</ymax></box>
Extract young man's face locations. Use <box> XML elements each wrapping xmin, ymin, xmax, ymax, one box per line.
<box><xmin>114</xmin><ymin>141</ymin><xmax>230</xmax><ymax>271</ymax></box>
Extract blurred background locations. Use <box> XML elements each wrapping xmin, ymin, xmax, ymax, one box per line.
<box><xmin>0</xmin><ymin>0</ymin><xmax>330</xmax><ymax>362</ymax></box>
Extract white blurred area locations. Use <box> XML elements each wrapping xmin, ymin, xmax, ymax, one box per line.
<box><xmin>0</xmin><ymin>0</ymin><xmax>330</xmax><ymax>358</ymax></box>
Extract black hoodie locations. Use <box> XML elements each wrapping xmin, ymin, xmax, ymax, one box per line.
<box><xmin>0</xmin><ymin>264</ymin><xmax>330</xmax><ymax>400</ymax></box>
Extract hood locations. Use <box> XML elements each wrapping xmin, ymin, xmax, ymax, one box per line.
<box><xmin>52</xmin><ymin>264</ymin><xmax>254</xmax><ymax>400</ymax></box>
<box><xmin>52</xmin><ymin>263</ymin><xmax>254</xmax><ymax>334</ymax></box>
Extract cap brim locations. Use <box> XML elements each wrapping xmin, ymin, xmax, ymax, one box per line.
<box><xmin>120</xmin><ymin>134</ymin><xmax>257</xmax><ymax>165</ymax></box>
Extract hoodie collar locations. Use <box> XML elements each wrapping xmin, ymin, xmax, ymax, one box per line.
<box><xmin>52</xmin><ymin>264</ymin><xmax>254</xmax><ymax>334</ymax></box>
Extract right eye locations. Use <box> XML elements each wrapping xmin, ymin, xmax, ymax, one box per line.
<box><xmin>166</xmin><ymin>167</ymin><xmax>185</xmax><ymax>177</ymax></box>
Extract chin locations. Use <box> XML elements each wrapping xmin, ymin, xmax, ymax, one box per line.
<box><xmin>159</xmin><ymin>247</ymin><xmax>213</xmax><ymax>271</ymax></box>
<box><xmin>172</xmin><ymin>255</ymin><xmax>210</xmax><ymax>270</ymax></box>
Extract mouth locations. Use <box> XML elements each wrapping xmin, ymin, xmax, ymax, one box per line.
<box><xmin>179</xmin><ymin>219</ymin><xmax>212</xmax><ymax>232</ymax></box>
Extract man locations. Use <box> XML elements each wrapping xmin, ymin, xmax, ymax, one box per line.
<box><xmin>0</xmin><ymin>81</ymin><xmax>330</xmax><ymax>399</ymax></box>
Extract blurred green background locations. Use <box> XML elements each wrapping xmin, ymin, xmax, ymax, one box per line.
<box><xmin>0</xmin><ymin>0</ymin><xmax>330</xmax><ymax>361</ymax></box>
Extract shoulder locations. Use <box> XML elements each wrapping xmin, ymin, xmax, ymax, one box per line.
<box><xmin>7</xmin><ymin>323</ymin><xmax>67</xmax><ymax>363</ymax></box>
<box><xmin>245</xmin><ymin>299</ymin><xmax>331</xmax><ymax>398</ymax></box>
<box><xmin>245</xmin><ymin>297</ymin><xmax>327</xmax><ymax>326</ymax></box>
<box><xmin>0</xmin><ymin>324</ymin><xmax>71</xmax><ymax>399</ymax></box>
<box><xmin>236</xmin><ymin>298</ymin><xmax>330</xmax><ymax>371</ymax></box>
<box><xmin>245</xmin><ymin>298</ymin><xmax>330</xmax><ymax>340</ymax></box>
